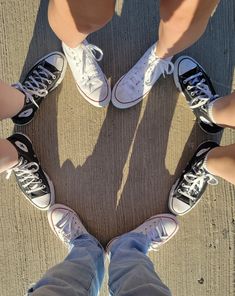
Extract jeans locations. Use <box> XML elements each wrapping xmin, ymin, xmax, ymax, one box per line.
<box><xmin>28</xmin><ymin>233</ymin><xmax>172</xmax><ymax>296</ymax></box>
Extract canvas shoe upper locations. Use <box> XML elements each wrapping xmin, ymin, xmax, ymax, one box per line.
<box><xmin>112</xmin><ymin>42</ymin><xmax>174</xmax><ymax>109</ymax></box>
<box><xmin>106</xmin><ymin>214</ymin><xmax>178</xmax><ymax>253</ymax></box>
<box><xmin>48</xmin><ymin>204</ymin><xmax>89</xmax><ymax>246</ymax></box>
<box><xmin>12</xmin><ymin>52</ymin><xmax>67</xmax><ymax>126</ymax></box>
<box><xmin>6</xmin><ymin>133</ymin><xmax>54</xmax><ymax>210</ymax></box>
<box><xmin>173</xmin><ymin>56</ymin><xmax>223</xmax><ymax>134</ymax></box>
<box><xmin>168</xmin><ymin>141</ymin><xmax>219</xmax><ymax>216</ymax></box>
<box><xmin>62</xmin><ymin>40</ymin><xmax>111</xmax><ymax>107</ymax></box>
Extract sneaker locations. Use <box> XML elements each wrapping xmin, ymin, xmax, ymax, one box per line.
<box><xmin>106</xmin><ymin>214</ymin><xmax>178</xmax><ymax>253</ymax></box>
<box><xmin>173</xmin><ymin>56</ymin><xmax>223</xmax><ymax>134</ymax></box>
<box><xmin>62</xmin><ymin>40</ymin><xmax>111</xmax><ymax>107</ymax></box>
<box><xmin>6</xmin><ymin>133</ymin><xmax>54</xmax><ymax>210</ymax></box>
<box><xmin>48</xmin><ymin>204</ymin><xmax>88</xmax><ymax>246</ymax></box>
<box><xmin>111</xmin><ymin>42</ymin><xmax>174</xmax><ymax>109</ymax></box>
<box><xmin>168</xmin><ymin>141</ymin><xmax>219</xmax><ymax>216</ymax></box>
<box><xmin>12</xmin><ymin>52</ymin><xmax>67</xmax><ymax>126</ymax></box>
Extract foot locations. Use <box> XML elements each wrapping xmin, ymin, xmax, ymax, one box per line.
<box><xmin>111</xmin><ymin>42</ymin><xmax>174</xmax><ymax>109</ymax></box>
<box><xmin>48</xmin><ymin>204</ymin><xmax>88</xmax><ymax>246</ymax></box>
<box><xmin>6</xmin><ymin>133</ymin><xmax>54</xmax><ymax>210</ymax></box>
<box><xmin>62</xmin><ymin>40</ymin><xmax>111</xmax><ymax>107</ymax></box>
<box><xmin>173</xmin><ymin>56</ymin><xmax>223</xmax><ymax>134</ymax></box>
<box><xmin>12</xmin><ymin>52</ymin><xmax>67</xmax><ymax>125</ymax></box>
<box><xmin>168</xmin><ymin>141</ymin><xmax>219</xmax><ymax>216</ymax></box>
<box><xmin>106</xmin><ymin>214</ymin><xmax>178</xmax><ymax>253</ymax></box>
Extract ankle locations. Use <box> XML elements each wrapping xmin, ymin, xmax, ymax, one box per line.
<box><xmin>0</xmin><ymin>140</ymin><xmax>19</xmax><ymax>173</ymax></box>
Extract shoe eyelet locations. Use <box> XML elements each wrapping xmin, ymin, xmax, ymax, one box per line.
<box><xmin>183</xmin><ymin>80</ymin><xmax>186</xmax><ymax>84</ymax></box>
<box><xmin>191</xmin><ymin>92</ymin><xmax>195</xmax><ymax>96</ymax></box>
<box><xmin>48</xmin><ymin>80</ymin><xmax>52</xmax><ymax>84</ymax></box>
<box><xmin>187</xmin><ymin>86</ymin><xmax>190</xmax><ymax>90</ymax></box>
<box><xmin>52</xmin><ymin>75</ymin><xmax>56</xmax><ymax>80</ymax></box>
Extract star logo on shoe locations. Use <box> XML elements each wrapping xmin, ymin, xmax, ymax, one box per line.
<box><xmin>15</xmin><ymin>141</ymin><xmax>29</xmax><ymax>153</ymax></box>
<box><xmin>18</xmin><ymin>108</ymin><xmax>34</xmax><ymax>118</ymax></box>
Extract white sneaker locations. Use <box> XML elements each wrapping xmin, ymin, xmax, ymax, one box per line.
<box><xmin>48</xmin><ymin>204</ymin><xmax>89</xmax><ymax>246</ymax></box>
<box><xmin>62</xmin><ymin>40</ymin><xmax>111</xmax><ymax>107</ymax></box>
<box><xmin>112</xmin><ymin>43</ymin><xmax>174</xmax><ymax>109</ymax></box>
<box><xmin>106</xmin><ymin>214</ymin><xmax>178</xmax><ymax>253</ymax></box>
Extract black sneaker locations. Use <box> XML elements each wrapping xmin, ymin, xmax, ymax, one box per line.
<box><xmin>6</xmin><ymin>133</ymin><xmax>55</xmax><ymax>210</ymax></box>
<box><xmin>168</xmin><ymin>141</ymin><xmax>219</xmax><ymax>216</ymax></box>
<box><xmin>12</xmin><ymin>52</ymin><xmax>67</xmax><ymax>125</ymax></box>
<box><xmin>173</xmin><ymin>56</ymin><xmax>223</xmax><ymax>134</ymax></box>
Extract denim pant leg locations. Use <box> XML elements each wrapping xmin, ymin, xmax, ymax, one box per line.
<box><xmin>108</xmin><ymin>233</ymin><xmax>172</xmax><ymax>296</ymax></box>
<box><xmin>28</xmin><ymin>234</ymin><xmax>105</xmax><ymax>296</ymax></box>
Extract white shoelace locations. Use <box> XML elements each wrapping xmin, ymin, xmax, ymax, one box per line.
<box><xmin>13</xmin><ymin>65</ymin><xmax>56</xmax><ymax>108</ymax></box>
<box><xmin>125</xmin><ymin>50</ymin><xmax>174</xmax><ymax>90</ymax></box>
<box><xmin>69</xmin><ymin>43</ymin><xmax>104</xmax><ymax>93</ymax></box>
<box><xmin>142</xmin><ymin>220</ymin><xmax>168</xmax><ymax>251</ymax></box>
<box><xmin>6</xmin><ymin>158</ymin><xmax>45</xmax><ymax>194</ymax></box>
<box><xmin>55</xmin><ymin>212</ymin><xmax>81</xmax><ymax>244</ymax></box>
<box><xmin>178</xmin><ymin>163</ymin><xmax>218</xmax><ymax>202</ymax></box>
<box><xmin>183</xmin><ymin>72</ymin><xmax>219</xmax><ymax>109</ymax></box>
<box><xmin>145</xmin><ymin>56</ymin><xmax>174</xmax><ymax>86</ymax></box>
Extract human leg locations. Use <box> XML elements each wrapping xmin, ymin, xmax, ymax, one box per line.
<box><xmin>28</xmin><ymin>204</ymin><xmax>105</xmax><ymax>296</ymax></box>
<box><xmin>157</xmin><ymin>0</ymin><xmax>220</xmax><ymax>58</ymax></box>
<box><xmin>107</xmin><ymin>214</ymin><xmax>178</xmax><ymax>296</ymax></box>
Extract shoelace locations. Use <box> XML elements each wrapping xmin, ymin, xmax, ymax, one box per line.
<box><xmin>183</xmin><ymin>72</ymin><xmax>219</xmax><ymax>109</ymax></box>
<box><xmin>13</xmin><ymin>65</ymin><xmax>56</xmax><ymax>108</ymax></box>
<box><xmin>6</xmin><ymin>157</ymin><xmax>46</xmax><ymax>194</ymax></box>
<box><xmin>145</xmin><ymin>56</ymin><xmax>174</xmax><ymax>86</ymax></box>
<box><xmin>142</xmin><ymin>219</ymin><xmax>168</xmax><ymax>251</ymax></box>
<box><xmin>55</xmin><ymin>212</ymin><xmax>82</xmax><ymax>244</ymax></box>
<box><xmin>69</xmin><ymin>43</ymin><xmax>104</xmax><ymax>93</ymax></box>
<box><xmin>178</xmin><ymin>163</ymin><xmax>218</xmax><ymax>202</ymax></box>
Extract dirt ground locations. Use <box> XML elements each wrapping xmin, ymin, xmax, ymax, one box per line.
<box><xmin>0</xmin><ymin>1</ymin><xmax>234</xmax><ymax>295</ymax></box>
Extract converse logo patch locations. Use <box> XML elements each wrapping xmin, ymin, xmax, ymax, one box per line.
<box><xmin>196</xmin><ymin>147</ymin><xmax>210</xmax><ymax>157</ymax></box>
<box><xmin>15</xmin><ymin>141</ymin><xmax>28</xmax><ymax>153</ymax></box>
<box><xmin>18</xmin><ymin>108</ymin><xmax>33</xmax><ymax>118</ymax></box>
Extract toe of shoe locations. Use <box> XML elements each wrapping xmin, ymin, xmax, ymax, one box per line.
<box><xmin>45</xmin><ymin>52</ymin><xmax>66</xmax><ymax>72</ymax></box>
<box><xmin>176</xmin><ymin>56</ymin><xmax>198</xmax><ymax>76</ymax></box>
<box><xmin>33</xmin><ymin>193</ymin><xmax>52</xmax><ymax>210</ymax></box>
<box><xmin>170</xmin><ymin>197</ymin><xmax>191</xmax><ymax>216</ymax></box>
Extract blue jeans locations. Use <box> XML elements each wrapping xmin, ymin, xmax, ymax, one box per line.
<box><xmin>28</xmin><ymin>233</ymin><xmax>172</xmax><ymax>296</ymax></box>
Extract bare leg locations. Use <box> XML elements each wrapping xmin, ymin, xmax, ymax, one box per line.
<box><xmin>48</xmin><ymin>0</ymin><xmax>115</xmax><ymax>48</ymax></box>
<box><xmin>0</xmin><ymin>139</ymin><xmax>18</xmax><ymax>173</ymax></box>
<box><xmin>206</xmin><ymin>144</ymin><xmax>235</xmax><ymax>185</ymax></box>
<box><xmin>157</xmin><ymin>0</ymin><xmax>219</xmax><ymax>58</ymax></box>
<box><xmin>0</xmin><ymin>81</ymin><xmax>24</xmax><ymax>120</ymax></box>
<box><xmin>209</xmin><ymin>92</ymin><xmax>235</xmax><ymax>128</ymax></box>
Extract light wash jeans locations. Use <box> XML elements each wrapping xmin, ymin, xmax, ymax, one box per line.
<box><xmin>28</xmin><ymin>233</ymin><xmax>172</xmax><ymax>296</ymax></box>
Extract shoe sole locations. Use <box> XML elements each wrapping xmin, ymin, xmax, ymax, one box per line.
<box><xmin>173</xmin><ymin>55</ymin><xmax>222</xmax><ymax>135</ymax></box>
<box><xmin>13</xmin><ymin>132</ymin><xmax>55</xmax><ymax>210</ymax></box>
<box><xmin>14</xmin><ymin>51</ymin><xmax>67</xmax><ymax>126</ymax></box>
<box><xmin>106</xmin><ymin>213</ymin><xmax>179</xmax><ymax>253</ymax></box>
<box><xmin>168</xmin><ymin>140</ymin><xmax>218</xmax><ymax>216</ymax></box>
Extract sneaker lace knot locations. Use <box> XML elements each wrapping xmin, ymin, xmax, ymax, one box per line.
<box><xmin>13</xmin><ymin>65</ymin><xmax>55</xmax><ymax>108</ymax></box>
<box><xmin>183</xmin><ymin>72</ymin><xmax>219</xmax><ymax>109</ymax></box>
<box><xmin>144</xmin><ymin>220</ymin><xmax>169</xmax><ymax>251</ymax></box>
<box><xmin>178</xmin><ymin>162</ymin><xmax>218</xmax><ymax>202</ymax></box>
<box><xmin>145</xmin><ymin>56</ymin><xmax>174</xmax><ymax>86</ymax></box>
<box><xmin>55</xmin><ymin>212</ymin><xmax>81</xmax><ymax>244</ymax></box>
<box><xmin>6</xmin><ymin>157</ymin><xmax>46</xmax><ymax>194</ymax></box>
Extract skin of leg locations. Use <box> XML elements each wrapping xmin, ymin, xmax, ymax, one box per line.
<box><xmin>48</xmin><ymin>0</ymin><xmax>115</xmax><ymax>48</ymax></box>
<box><xmin>206</xmin><ymin>144</ymin><xmax>235</xmax><ymax>185</ymax></box>
<box><xmin>157</xmin><ymin>0</ymin><xmax>220</xmax><ymax>58</ymax></box>
<box><xmin>210</xmin><ymin>92</ymin><xmax>235</xmax><ymax>128</ymax></box>
<box><xmin>0</xmin><ymin>139</ymin><xmax>18</xmax><ymax>173</ymax></box>
<box><xmin>0</xmin><ymin>81</ymin><xmax>24</xmax><ymax>120</ymax></box>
